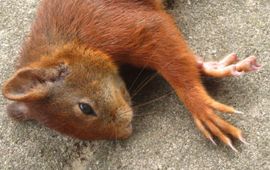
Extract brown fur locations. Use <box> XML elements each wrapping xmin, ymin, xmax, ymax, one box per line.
<box><xmin>3</xmin><ymin>0</ymin><xmax>246</xmax><ymax>145</ymax></box>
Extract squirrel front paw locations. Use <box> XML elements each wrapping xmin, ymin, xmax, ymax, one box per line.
<box><xmin>191</xmin><ymin>100</ymin><xmax>247</xmax><ymax>152</ymax></box>
<box><xmin>197</xmin><ymin>53</ymin><xmax>262</xmax><ymax>78</ymax></box>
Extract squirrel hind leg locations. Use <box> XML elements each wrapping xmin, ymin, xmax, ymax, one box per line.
<box><xmin>7</xmin><ymin>102</ymin><xmax>31</xmax><ymax>121</ymax></box>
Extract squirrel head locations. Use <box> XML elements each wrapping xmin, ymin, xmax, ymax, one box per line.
<box><xmin>2</xmin><ymin>43</ymin><xmax>133</xmax><ymax>140</ymax></box>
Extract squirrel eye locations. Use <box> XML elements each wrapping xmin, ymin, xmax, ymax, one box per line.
<box><xmin>79</xmin><ymin>103</ymin><xmax>96</xmax><ymax>116</ymax></box>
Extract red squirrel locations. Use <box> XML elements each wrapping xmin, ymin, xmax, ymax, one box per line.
<box><xmin>2</xmin><ymin>0</ymin><xmax>261</xmax><ymax>151</ymax></box>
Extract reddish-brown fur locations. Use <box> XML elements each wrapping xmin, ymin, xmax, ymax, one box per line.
<box><xmin>2</xmin><ymin>0</ymin><xmax>260</xmax><ymax>149</ymax></box>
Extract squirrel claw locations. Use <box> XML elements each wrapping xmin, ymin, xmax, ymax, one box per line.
<box><xmin>234</xmin><ymin>110</ymin><xmax>244</xmax><ymax>114</ymax></box>
<box><xmin>251</xmin><ymin>65</ymin><xmax>262</xmax><ymax>71</ymax></box>
<box><xmin>209</xmin><ymin>137</ymin><xmax>217</xmax><ymax>146</ymax></box>
<box><xmin>227</xmin><ymin>140</ymin><xmax>239</xmax><ymax>153</ymax></box>
<box><xmin>239</xmin><ymin>135</ymin><xmax>249</xmax><ymax>145</ymax></box>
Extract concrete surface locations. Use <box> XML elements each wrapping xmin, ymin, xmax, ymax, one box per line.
<box><xmin>0</xmin><ymin>0</ymin><xmax>269</xmax><ymax>169</ymax></box>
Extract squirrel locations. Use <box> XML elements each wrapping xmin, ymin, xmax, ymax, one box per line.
<box><xmin>2</xmin><ymin>0</ymin><xmax>261</xmax><ymax>151</ymax></box>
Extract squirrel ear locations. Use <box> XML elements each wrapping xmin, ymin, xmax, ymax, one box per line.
<box><xmin>2</xmin><ymin>64</ymin><xmax>69</xmax><ymax>101</ymax></box>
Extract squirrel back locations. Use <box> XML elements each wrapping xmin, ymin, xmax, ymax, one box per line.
<box><xmin>19</xmin><ymin>0</ymin><xmax>166</xmax><ymax>68</ymax></box>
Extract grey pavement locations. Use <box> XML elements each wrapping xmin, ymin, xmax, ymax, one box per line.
<box><xmin>0</xmin><ymin>0</ymin><xmax>269</xmax><ymax>169</ymax></box>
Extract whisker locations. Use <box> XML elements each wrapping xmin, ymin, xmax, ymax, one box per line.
<box><xmin>133</xmin><ymin>112</ymin><xmax>158</xmax><ymax>117</ymax></box>
<box><xmin>128</xmin><ymin>52</ymin><xmax>157</xmax><ymax>95</ymax></box>
<box><xmin>128</xmin><ymin>66</ymin><xmax>147</xmax><ymax>92</ymax></box>
<box><xmin>133</xmin><ymin>90</ymin><xmax>174</xmax><ymax>108</ymax></box>
<box><xmin>129</xmin><ymin>58</ymin><xmax>177</xmax><ymax>99</ymax></box>
<box><xmin>130</xmin><ymin>73</ymin><xmax>154</xmax><ymax>97</ymax></box>
<box><xmin>117</xmin><ymin>90</ymin><xmax>174</xmax><ymax>118</ymax></box>
<box><xmin>131</xmin><ymin>72</ymin><xmax>159</xmax><ymax>99</ymax></box>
